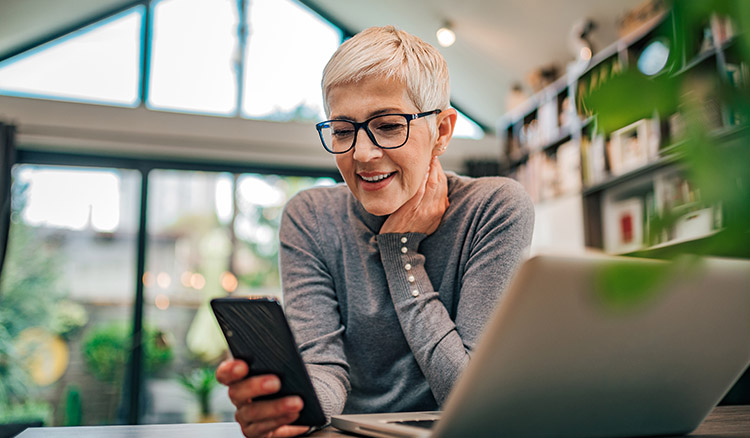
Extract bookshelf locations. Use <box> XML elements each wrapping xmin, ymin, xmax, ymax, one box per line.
<box><xmin>497</xmin><ymin>6</ymin><xmax>749</xmax><ymax>258</ymax></box>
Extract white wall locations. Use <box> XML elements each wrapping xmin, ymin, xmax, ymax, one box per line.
<box><xmin>529</xmin><ymin>194</ymin><xmax>586</xmax><ymax>255</ymax></box>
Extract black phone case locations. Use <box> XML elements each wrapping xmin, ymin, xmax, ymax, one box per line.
<box><xmin>210</xmin><ymin>297</ymin><xmax>326</xmax><ymax>427</ymax></box>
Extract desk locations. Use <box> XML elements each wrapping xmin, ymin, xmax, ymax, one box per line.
<box><xmin>16</xmin><ymin>405</ymin><xmax>750</xmax><ymax>438</ymax></box>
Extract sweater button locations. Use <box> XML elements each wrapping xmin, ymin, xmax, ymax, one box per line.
<box><xmin>401</xmin><ymin>236</ymin><xmax>408</xmax><ymax>244</ymax></box>
<box><xmin>401</xmin><ymin>247</ymin><xmax>408</xmax><ymax>254</ymax></box>
<box><xmin>408</xmin><ymin>275</ymin><xmax>415</xmax><ymax>283</ymax></box>
<box><xmin>404</xmin><ymin>263</ymin><xmax>412</xmax><ymax>271</ymax></box>
<box><xmin>411</xmin><ymin>290</ymin><xmax>420</xmax><ymax>297</ymax></box>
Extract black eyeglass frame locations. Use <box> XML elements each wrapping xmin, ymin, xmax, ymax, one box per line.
<box><xmin>315</xmin><ymin>109</ymin><xmax>442</xmax><ymax>154</ymax></box>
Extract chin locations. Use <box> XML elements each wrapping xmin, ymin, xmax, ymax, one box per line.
<box><xmin>361</xmin><ymin>199</ymin><xmax>400</xmax><ymax>217</ymax></box>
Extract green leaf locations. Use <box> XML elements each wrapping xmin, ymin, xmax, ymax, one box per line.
<box><xmin>582</xmin><ymin>69</ymin><xmax>681</xmax><ymax>135</ymax></box>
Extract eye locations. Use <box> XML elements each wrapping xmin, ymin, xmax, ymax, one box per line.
<box><xmin>375</xmin><ymin>123</ymin><xmax>405</xmax><ymax>132</ymax></box>
<box><xmin>371</xmin><ymin>116</ymin><xmax>407</xmax><ymax>134</ymax></box>
<box><xmin>332</xmin><ymin>128</ymin><xmax>355</xmax><ymax>138</ymax></box>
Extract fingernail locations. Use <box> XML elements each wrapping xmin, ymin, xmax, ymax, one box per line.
<box><xmin>263</xmin><ymin>377</ymin><xmax>280</xmax><ymax>392</ymax></box>
<box><xmin>232</xmin><ymin>364</ymin><xmax>245</xmax><ymax>376</ymax></box>
<box><xmin>286</xmin><ymin>396</ymin><xmax>303</xmax><ymax>409</ymax></box>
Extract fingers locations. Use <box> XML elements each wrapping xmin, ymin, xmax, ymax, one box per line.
<box><xmin>425</xmin><ymin>157</ymin><xmax>448</xmax><ymax>210</ymax></box>
<box><xmin>216</xmin><ymin>359</ymin><xmax>248</xmax><ymax>385</ymax></box>
<box><xmin>240</xmin><ymin>412</ymin><xmax>297</xmax><ymax>437</ymax></box>
<box><xmin>239</xmin><ymin>396</ymin><xmax>302</xmax><ymax>423</ymax></box>
<box><xmin>236</xmin><ymin>397</ymin><xmax>304</xmax><ymax>437</ymax></box>
<box><xmin>228</xmin><ymin>374</ymin><xmax>282</xmax><ymax>408</ymax></box>
<box><xmin>217</xmin><ymin>360</ymin><xmax>306</xmax><ymax>438</ymax></box>
<box><xmin>271</xmin><ymin>425</ymin><xmax>313</xmax><ymax>438</ymax></box>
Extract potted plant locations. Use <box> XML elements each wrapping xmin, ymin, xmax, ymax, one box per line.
<box><xmin>177</xmin><ymin>367</ymin><xmax>219</xmax><ymax>423</ymax></box>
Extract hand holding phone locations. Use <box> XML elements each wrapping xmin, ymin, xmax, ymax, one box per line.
<box><xmin>211</xmin><ymin>297</ymin><xmax>326</xmax><ymax>428</ymax></box>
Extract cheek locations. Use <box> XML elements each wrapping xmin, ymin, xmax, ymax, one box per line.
<box><xmin>396</xmin><ymin>152</ymin><xmax>431</xmax><ymax>191</ymax></box>
<box><xmin>335</xmin><ymin>155</ymin><xmax>352</xmax><ymax>175</ymax></box>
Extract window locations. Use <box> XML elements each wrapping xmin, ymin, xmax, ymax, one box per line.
<box><xmin>141</xmin><ymin>169</ymin><xmax>335</xmax><ymax>423</ymax></box>
<box><xmin>1</xmin><ymin>164</ymin><xmax>141</xmax><ymax>426</ymax></box>
<box><xmin>0</xmin><ymin>157</ymin><xmax>338</xmax><ymax>426</ymax></box>
<box><xmin>148</xmin><ymin>0</ymin><xmax>239</xmax><ymax>115</ymax></box>
<box><xmin>0</xmin><ymin>0</ymin><xmax>488</xmax><ymax>132</ymax></box>
<box><xmin>241</xmin><ymin>0</ymin><xmax>341</xmax><ymax>121</ymax></box>
<box><xmin>0</xmin><ymin>8</ymin><xmax>143</xmax><ymax>107</ymax></box>
<box><xmin>454</xmin><ymin>109</ymin><xmax>485</xmax><ymax>139</ymax></box>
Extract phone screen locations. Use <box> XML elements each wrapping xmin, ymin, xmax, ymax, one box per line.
<box><xmin>211</xmin><ymin>297</ymin><xmax>326</xmax><ymax>427</ymax></box>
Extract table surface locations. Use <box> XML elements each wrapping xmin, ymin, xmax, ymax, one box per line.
<box><xmin>16</xmin><ymin>405</ymin><xmax>750</xmax><ymax>438</ymax></box>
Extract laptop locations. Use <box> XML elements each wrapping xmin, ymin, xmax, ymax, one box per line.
<box><xmin>331</xmin><ymin>253</ymin><xmax>750</xmax><ymax>438</ymax></box>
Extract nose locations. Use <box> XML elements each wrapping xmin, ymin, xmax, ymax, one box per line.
<box><xmin>351</xmin><ymin>128</ymin><xmax>383</xmax><ymax>162</ymax></box>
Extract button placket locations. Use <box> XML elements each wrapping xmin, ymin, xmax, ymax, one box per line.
<box><xmin>401</xmin><ymin>241</ymin><xmax>418</xmax><ymax>298</ymax></box>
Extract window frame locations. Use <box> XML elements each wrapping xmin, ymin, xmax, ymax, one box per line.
<box><xmin>13</xmin><ymin>148</ymin><xmax>341</xmax><ymax>424</ymax></box>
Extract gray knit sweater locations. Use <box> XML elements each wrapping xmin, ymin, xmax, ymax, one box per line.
<box><xmin>279</xmin><ymin>172</ymin><xmax>534</xmax><ymax>418</ymax></box>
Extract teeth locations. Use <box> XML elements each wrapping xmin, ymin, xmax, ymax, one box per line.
<box><xmin>361</xmin><ymin>173</ymin><xmax>393</xmax><ymax>182</ymax></box>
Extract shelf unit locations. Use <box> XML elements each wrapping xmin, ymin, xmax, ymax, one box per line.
<box><xmin>497</xmin><ymin>7</ymin><xmax>748</xmax><ymax>258</ymax></box>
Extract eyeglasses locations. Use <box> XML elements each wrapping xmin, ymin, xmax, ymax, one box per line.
<box><xmin>315</xmin><ymin>109</ymin><xmax>441</xmax><ymax>154</ymax></box>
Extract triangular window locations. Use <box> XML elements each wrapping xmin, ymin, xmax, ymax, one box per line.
<box><xmin>147</xmin><ymin>0</ymin><xmax>238</xmax><ymax>115</ymax></box>
<box><xmin>241</xmin><ymin>0</ymin><xmax>341</xmax><ymax>121</ymax></box>
<box><xmin>0</xmin><ymin>7</ymin><xmax>143</xmax><ymax>107</ymax></box>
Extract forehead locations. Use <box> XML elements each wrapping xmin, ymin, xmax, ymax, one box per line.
<box><xmin>327</xmin><ymin>76</ymin><xmax>417</xmax><ymax>119</ymax></box>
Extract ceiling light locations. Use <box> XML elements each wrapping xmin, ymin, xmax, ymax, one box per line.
<box><xmin>436</xmin><ymin>23</ymin><xmax>455</xmax><ymax>47</ymax></box>
<box><xmin>579</xmin><ymin>46</ymin><xmax>592</xmax><ymax>61</ymax></box>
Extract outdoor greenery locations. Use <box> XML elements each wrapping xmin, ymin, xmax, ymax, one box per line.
<box><xmin>0</xmin><ymin>183</ymin><xmax>65</xmax><ymax>424</ymax></box>
<box><xmin>177</xmin><ymin>367</ymin><xmax>219</xmax><ymax>417</ymax></box>
<box><xmin>82</xmin><ymin>323</ymin><xmax>173</xmax><ymax>382</ymax></box>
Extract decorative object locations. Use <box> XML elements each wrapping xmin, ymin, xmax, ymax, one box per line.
<box><xmin>177</xmin><ymin>367</ymin><xmax>219</xmax><ymax>423</ymax></box>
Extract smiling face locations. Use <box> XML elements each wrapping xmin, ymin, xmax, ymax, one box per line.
<box><xmin>327</xmin><ymin>76</ymin><xmax>443</xmax><ymax>216</ymax></box>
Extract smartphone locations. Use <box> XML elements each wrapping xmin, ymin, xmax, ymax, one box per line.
<box><xmin>210</xmin><ymin>297</ymin><xmax>326</xmax><ymax>427</ymax></box>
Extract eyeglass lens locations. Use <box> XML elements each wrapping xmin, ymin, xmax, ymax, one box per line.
<box><xmin>320</xmin><ymin>114</ymin><xmax>409</xmax><ymax>153</ymax></box>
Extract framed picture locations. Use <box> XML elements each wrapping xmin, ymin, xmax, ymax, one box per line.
<box><xmin>608</xmin><ymin>118</ymin><xmax>659</xmax><ymax>175</ymax></box>
<box><xmin>604</xmin><ymin>197</ymin><xmax>644</xmax><ymax>254</ymax></box>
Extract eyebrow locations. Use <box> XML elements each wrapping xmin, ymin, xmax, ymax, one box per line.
<box><xmin>331</xmin><ymin>107</ymin><xmax>403</xmax><ymax>121</ymax></box>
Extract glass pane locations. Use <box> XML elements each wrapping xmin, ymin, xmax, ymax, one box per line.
<box><xmin>141</xmin><ymin>169</ymin><xmax>335</xmax><ymax>423</ymax></box>
<box><xmin>0</xmin><ymin>8</ymin><xmax>142</xmax><ymax>106</ymax></box>
<box><xmin>453</xmin><ymin>109</ymin><xmax>485</xmax><ymax>139</ymax></box>
<box><xmin>0</xmin><ymin>165</ymin><xmax>140</xmax><ymax>426</ymax></box>
<box><xmin>148</xmin><ymin>0</ymin><xmax>238</xmax><ymax>115</ymax></box>
<box><xmin>242</xmin><ymin>0</ymin><xmax>341</xmax><ymax>122</ymax></box>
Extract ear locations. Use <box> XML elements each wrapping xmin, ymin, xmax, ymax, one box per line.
<box><xmin>432</xmin><ymin>108</ymin><xmax>458</xmax><ymax>156</ymax></box>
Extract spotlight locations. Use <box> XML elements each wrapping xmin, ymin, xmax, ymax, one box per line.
<box><xmin>436</xmin><ymin>23</ymin><xmax>455</xmax><ymax>47</ymax></box>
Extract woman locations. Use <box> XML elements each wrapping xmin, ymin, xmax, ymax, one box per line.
<box><xmin>216</xmin><ymin>26</ymin><xmax>534</xmax><ymax>438</ymax></box>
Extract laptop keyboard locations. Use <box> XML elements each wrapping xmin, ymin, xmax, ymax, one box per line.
<box><xmin>389</xmin><ymin>419</ymin><xmax>437</xmax><ymax>429</ymax></box>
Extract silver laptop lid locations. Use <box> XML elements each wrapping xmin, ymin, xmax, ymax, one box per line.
<box><xmin>434</xmin><ymin>254</ymin><xmax>750</xmax><ymax>438</ymax></box>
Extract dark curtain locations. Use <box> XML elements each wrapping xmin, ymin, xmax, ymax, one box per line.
<box><xmin>0</xmin><ymin>122</ymin><xmax>16</xmax><ymax>286</ymax></box>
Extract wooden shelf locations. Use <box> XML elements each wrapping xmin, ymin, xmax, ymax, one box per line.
<box><xmin>496</xmin><ymin>6</ymin><xmax>748</xmax><ymax>256</ymax></box>
<box><xmin>673</xmin><ymin>47</ymin><xmax>719</xmax><ymax>76</ymax></box>
<box><xmin>582</xmin><ymin>154</ymin><xmax>680</xmax><ymax>196</ymax></box>
<box><xmin>508</xmin><ymin>132</ymin><xmax>574</xmax><ymax>168</ymax></box>
<box><xmin>622</xmin><ymin>229</ymin><xmax>750</xmax><ymax>259</ymax></box>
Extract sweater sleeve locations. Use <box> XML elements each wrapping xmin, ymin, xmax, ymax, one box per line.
<box><xmin>279</xmin><ymin>191</ymin><xmax>350</xmax><ymax>419</ymax></box>
<box><xmin>377</xmin><ymin>179</ymin><xmax>534</xmax><ymax>405</ymax></box>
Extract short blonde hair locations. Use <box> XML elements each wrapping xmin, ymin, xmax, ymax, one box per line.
<box><xmin>322</xmin><ymin>26</ymin><xmax>450</xmax><ymax>128</ymax></box>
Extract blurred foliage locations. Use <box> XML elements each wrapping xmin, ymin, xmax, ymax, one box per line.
<box><xmin>49</xmin><ymin>300</ymin><xmax>89</xmax><ymax>340</ymax></box>
<box><xmin>0</xmin><ymin>181</ymin><xmax>64</xmax><ymax>422</ymax></box>
<box><xmin>63</xmin><ymin>385</ymin><xmax>83</xmax><ymax>426</ymax></box>
<box><xmin>583</xmin><ymin>0</ymin><xmax>750</xmax><ymax>258</ymax></box>
<box><xmin>593</xmin><ymin>256</ymin><xmax>707</xmax><ymax>312</ymax></box>
<box><xmin>583</xmin><ymin>70</ymin><xmax>681</xmax><ymax>134</ymax></box>
<box><xmin>0</xmin><ymin>400</ymin><xmax>53</xmax><ymax>425</ymax></box>
<box><xmin>177</xmin><ymin>366</ymin><xmax>218</xmax><ymax>416</ymax></box>
<box><xmin>82</xmin><ymin>323</ymin><xmax>173</xmax><ymax>382</ymax></box>
<box><xmin>594</xmin><ymin>259</ymin><xmax>676</xmax><ymax>311</ymax></box>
